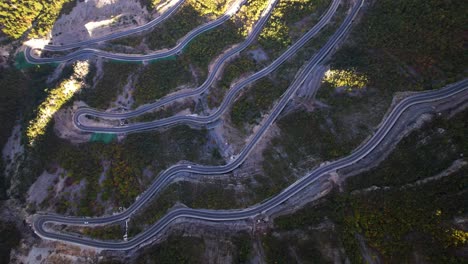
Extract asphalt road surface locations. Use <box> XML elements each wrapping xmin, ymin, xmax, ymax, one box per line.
<box><xmin>24</xmin><ymin>0</ymin><xmax>247</xmax><ymax>63</ymax></box>
<box><xmin>72</xmin><ymin>0</ymin><xmax>341</xmax><ymax>132</ymax></box>
<box><xmin>30</xmin><ymin>0</ymin><xmax>467</xmax><ymax>251</ymax></box>
<box><xmin>31</xmin><ymin>0</ymin><xmax>360</xmax><ymax>249</ymax></box>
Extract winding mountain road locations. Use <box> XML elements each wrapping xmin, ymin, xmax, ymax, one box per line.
<box><xmin>39</xmin><ymin>0</ymin><xmax>186</xmax><ymax>51</ymax></box>
<box><xmin>24</xmin><ymin>0</ymin><xmax>246</xmax><ymax>63</ymax></box>
<box><xmin>31</xmin><ymin>0</ymin><xmax>367</xmax><ymax>249</ymax></box>
<box><xmin>73</xmin><ymin>0</ymin><xmax>341</xmax><ymax>132</ymax></box>
<box><xmin>29</xmin><ymin>0</ymin><xmax>467</xmax><ymax>252</ymax></box>
<box><xmin>34</xmin><ymin>77</ymin><xmax>468</xmax><ymax>250</ymax></box>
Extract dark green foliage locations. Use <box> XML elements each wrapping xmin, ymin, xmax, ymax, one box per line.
<box><xmin>58</xmin><ymin>0</ymin><xmax>78</xmax><ymax>17</ymax></box>
<box><xmin>111</xmin><ymin>19</ymin><xmax>245</xmax><ymax>108</ymax></box>
<box><xmin>262</xmin><ymin>233</ymin><xmax>332</xmax><ymax>264</ymax></box>
<box><xmin>259</xmin><ymin>0</ymin><xmax>331</xmax><ymax>54</ymax></box>
<box><xmin>275</xmin><ymin>200</ymin><xmax>337</xmax><ymax>231</ymax></box>
<box><xmin>346</xmin><ymin>110</ymin><xmax>468</xmax><ymax>190</ymax></box>
<box><xmin>146</xmin><ymin>4</ymin><xmax>205</xmax><ymax>50</ymax></box>
<box><xmin>0</xmin><ymin>221</ymin><xmax>21</xmax><ymax>263</ymax></box>
<box><xmin>272</xmin><ymin>110</ymin><xmax>468</xmax><ymax>263</ymax></box>
<box><xmin>233</xmin><ymin>234</ymin><xmax>252</xmax><ymax>263</ymax></box>
<box><xmin>133</xmin><ymin>60</ymin><xmax>193</xmax><ymax>106</ymax></box>
<box><xmin>230</xmin><ymin>78</ymin><xmax>286</xmax><ymax>127</ymax></box>
<box><xmin>119</xmin><ymin>126</ymin><xmax>210</xmax><ymax>171</ymax></box>
<box><xmin>183</xmin><ymin>20</ymin><xmax>243</xmax><ymax>75</ymax></box>
<box><xmin>332</xmin><ymin>0</ymin><xmax>466</xmax><ymax>89</ymax></box>
<box><xmin>218</xmin><ymin>56</ymin><xmax>257</xmax><ymax>90</ymax></box>
<box><xmin>4</xmin><ymin>64</ymin><xmax>55</xmax><ymax>200</ymax></box>
<box><xmin>176</xmin><ymin>181</ymin><xmax>237</xmax><ymax>209</ymax></box>
<box><xmin>261</xmin><ymin>234</ymin><xmax>296</xmax><ymax>264</ymax></box>
<box><xmin>83</xmin><ymin>224</ymin><xmax>123</xmax><ymax>240</ymax></box>
<box><xmin>135</xmin><ymin>234</ymin><xmax>205</xmax><ymax>264</ymax></box>
<box><xmin>130</xmin><ymin>180</ymin><xmax>237</xmax><ymax>232</ymax></box>
<box><xmin>80</xmin><ymin>62</ymin><xmax>138</xmax><ymax>109</ymax></box>
<box><xmin>116</xmin><ymin>0</ymin><xmax>229</xmax><ymax>49</ymax></box>
<box><xmin>344</xmin><ymin>168</ymin><xmax>467</xmax><ymax>263</ymax></box>
<box><xmin>0</xmin><ymin>0</ymin><xmax>73</xmax><ymax>39</ymax></box>
<box><xmin>276</xmin><ymin>110</ymin><xmax>351</xmax><ymax>160</ymax></box>
<box><xmin>0</xmin><ymin>68</ymin><xmax>27</xmax><ymax>198</ymax></box>
<box><xmin>33</xmin><ymin>124</ymin><xmax>215</xmax><ymax>214</ymax></box>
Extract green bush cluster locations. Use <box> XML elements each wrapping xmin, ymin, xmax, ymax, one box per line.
<box><xmin>271</xmin><ymin>109</ymin><xmax>468</xmax><ymax>263</ymax></box>
<box><xmin>82</xmin><ymin>224</ymin><xmax>123</xmax><ymax>240</ymax></box>
<box><xmin>80</xmin><ymin>62</ymin><xmax>138</xmax><ymax>109</ymax></box>
<box><xmin>230</xmin><ymin>78</ymin><xmax>286</xmax><ymax>127</ymax></box>
<box><xmin>32</xmin><ymin>124</ymin><xmax>216</xmax><ymax>214</ymax></box>
<box><xmin>133</xmin><ymin>59</ymin><xmax>193</xmax><ymax>106</ymax></box>
<box><xmin>218</xmin><ymin>56</ymin><xmax>257</xmax><ymax>90</ymax></box>
<box><xmin>331</xmin><ymin>0</ymin><xmax>466</xmax><ymax>89</ymax></box>
<box><xmin>183</xmin><ymin>19</ymin><xmax>243</xmax><ymax>75</ymax></box>
<box><xmin>135</xmin><ymin>234</ymin><xmax>205</xmax><ymax>264</ymax></box>
<box><xmin>0</xmin><ymin>0</ymin><xmax>74</xmax><ymax>39</ymax></box>
<box><xmin>346</xmin><ymin>110</ymin><xmax>468</xmax><ymax>190</ymax></box>
<box><xmin>0</xmin><ymin>68</ymin><xmax>27</xmax><ymax>198</ymax></box>
<box><xmin>146</xmin><ymin>4</ymin><xmax>206</xmax><ymax>50</ymax></box>
<box><xmin>258</xmin><ymin>0</ymin><xmax>330</xmax><ymax>54</ymax></box>
<box><xmin>130</xmin><ymin>180</ymin><xmax>238</xmax><ymax>232</ymax></box>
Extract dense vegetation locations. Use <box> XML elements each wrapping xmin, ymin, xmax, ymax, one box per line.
<box><xmin>114</xmin><ymin>0</ymin><xmax>229</xmax><ymax>50</ymax></box>
<box><xmin>230</xmin><ymin>78</ymin><xmax>286</xmax><ymax>127</ymax></box>
<box><xmin>0</xmin><ymin>0</ymin><xmax>73</xmax><ymax>39</ymax></box>
<box><xmin>261</xmin><ymin>229</ymin><xmax>334</xmax><ymax>263</ymax></box>
<box><xmin>145</xmin><ymin>4</ymin><xmax>207</xmax><ymax>50</ymax></box>
<box><xmin>82</xmin><ymin>224</ymin><xmax>123</xmax><ymax>241</ymax></box>
<box><xmin>128</xmin><ymin>230</ymin><xmax>252</xmax><ymax>264</ymax></box>
<box><xmin>27</xmin><ymin>61</ymin><xmax>88</xmax><ymax>144</ymax></box>
<box><xmin>255</xmin><ymin>0</ymin><xmax>467</xmax><ymax>204</ymax></box>
<box><xmin>111</xmin><ymin>0</ymin><xmax>273</xmax><ymax>107</ymax></box>
<box><xmin>133</xmin><ymin>59</ymin><xmax>193</xmax><ymax>106</ymax></box>
<box><xmin>331</xmin><ymin>0</ymin><xmax>466</xmax><ymax>91</ymax></box>
<box><xmin>129</xmin><ymin>180</ymin><xmax>239</xmax><ymax>236</ymax></box>
<box><xmin>34</xmin><ymin>123</ymin><xmax>219</xmax><ymax>215</ymax></box>
<box><xmin>236</xmin><ymin>0</ymin><xmax>270</xmax><ymax>37</ymax></box>
<box><xmin>135</xmin><ymin>234</ymin><xmax>205</xmax><ymax>264</ymax></box>
<box><xmin>1</xmin><ymin>63</ymin><xmax>57</xmax><ymax>199</ymax></box>
<box><xmin>271</xmin><ymin>110</ymin><xmax>468</xmax><ymax>263</ymax></box>
<box><xmin>227</xmin><ymin>1</ymin><xmax>345</xmax><ymax>131</ymax></box>
<box><xmin>80</xmin><ymin>62</ymin><xmax>138</xmax><ymax>109</ymax></box>
<box><xmin>217</xmin><ymin>57</ymin><xmax>257</xmax><ymax>90</ymax></box>
<box><xmin>346</xmin><ymin>111</ymin><xmax>468</xmax><ymax>190</ymax></box>
<box><xmin>207</xmin><ymin>55</ymin><xmax>258</xmax><ymax>108</ymax></box>
<box><xmin>0</xmin><ymin>0</ymin><xmax>465</xmax><ymax>262</ymax></box>
<box><xmin>183</xmin><ymin>20</ymin><xmax>243</xmax><ymax>75</ymax></box>
<box><xmin>0</xmin><ymin>68</ymin><xmax>27</xmax><ymax>198</ymax></box>
<box><xmin>0</xmin><ymin>221</ymin><xmax>21</xmax><ymax>263</ymax></box>
<box><xmin>258</xmin><ymin>0</ymin><xmax>330</xmax><ymax>54</ymax></box>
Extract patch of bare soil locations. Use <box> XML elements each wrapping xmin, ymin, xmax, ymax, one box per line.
<box><xmin>232</xmin><ymin>122</ymin><xmax>280</xmax><ymax>178</ymax></box>
<box><xmin>11</xmin><ymin>240</ymin><xmax>100</xmax><ymax>264</ymax></box>
<box><xmin>27</xmin><ymin>168</ymin><xmax>64</xmax><ymax>206</ymax></box>
<box><xmin>51</xmin><ymin>0</ymin><xmax>150</xmax><ymax>45</ymax></box>
<box><xmin>215</xmin><ymin>119</ymin><xmax>245</xmax><ymax>155</ymax></box>
<box><xmin>247</xmin><ymin>47</ymin><xmax>269</xmax><ymax>63</ymax></box>
<box><xmin>111</xmin><ymin>67</ymin><xmax>140</xmax><ymax>110</ymax></box>
<box><xmin>2</xmin><ymin>124</ymin><xmax>24</xmax><ymax>177</ymax></box>
<box><xmin>53</xmin><ymin>102</ymin><xmax>91</xmax><ymax>144</ymax></box>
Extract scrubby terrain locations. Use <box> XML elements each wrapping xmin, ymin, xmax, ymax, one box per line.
<box><xmin>0</xmin><ymin>0</ymin><xmax>466</xmax><ymax>263</ymax></box>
